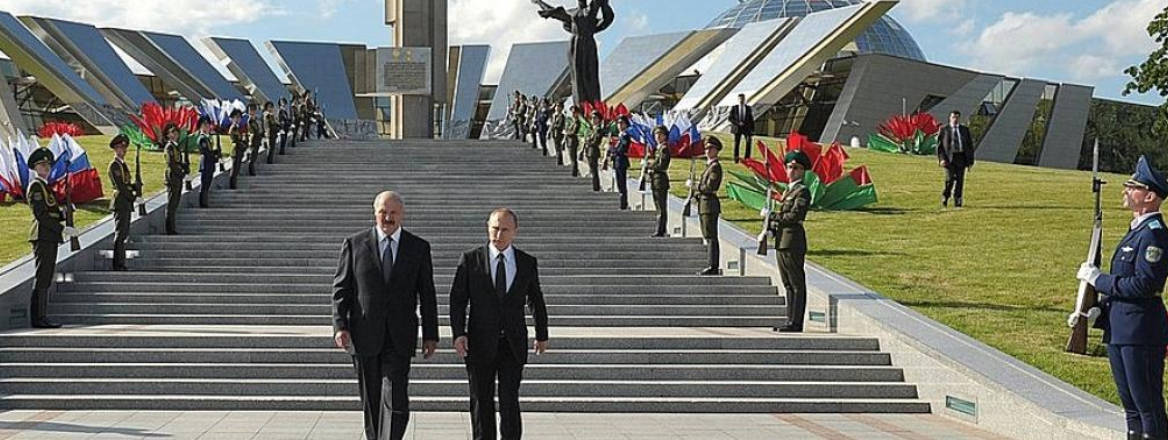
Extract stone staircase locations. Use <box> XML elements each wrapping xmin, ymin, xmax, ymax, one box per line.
<box><xmin>0</xmin><ymin>139</ymin><xmax>930</xmax><ymax>413</ymax></box>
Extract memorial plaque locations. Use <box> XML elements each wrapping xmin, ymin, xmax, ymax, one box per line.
<box><xmin>376</xmin><ymin>47</ymin><xmax>431</xmax><ymax>96</ymax></box>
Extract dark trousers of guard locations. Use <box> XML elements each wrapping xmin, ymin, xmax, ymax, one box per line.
<box><xmin>701</xmin><ymin>214</ymin><xmax>719</xmax><ymax>268</ymax></box>
<box><xmin>467</xmin><ymin>337</ymin><xmax>524</xmax><ymax>440</ymax></box>
<box><xmin>1108</xmin><ymin>344</ymin><xmax>1168</xmax><ymax>438</ymax></box>
<box><xmin>942</xmin><ymin>153</ymin><xmax>967</xmax><ymax>206</ymax></box>
<box><xmin>230</xmin><ymin>148</ymin><xmax>245</xmax><ymax>189</ymax></box>
<box><xmin>553</xmin><ymin>134</ymin><xmax>564</xmax><ymax>164</ymax></box>
<box><xmin>267</xmin><ymin>132</ymin><xmax>278</xmax><ymax>164</ymax></box>
<box><xmin>199</xmin><ymin>169</ymin><xmax>213</xmax><ymax>208</ymax></box>
<box><xmin>289</xmin><ymin>126</ymin><xmax>298</xmax><ymax>148</ymax></box>
<box><xmin>615</xmin><ymin>166</ymin><xmax>628</xmax><ymax>210</ymax></box>
<box><xmin>733</xmin><ymin>132</ymin><xmax>752</xmax><ymax>161</ymax></box>
<box><xmin>777</xmin><ymin>247</ymin><xmax>807</xmax><ymax>330</ymax></box>
<box><xmin>513</xmin><ymin>121</ymin><xmax>522</xmax><ymax>140</ymax></box>
<box><xmin>353</xmin><ymin>348</ymin><xmax>412</xmax><ymax>440</ymax></box>
<box><xmin>165</xmin><ymin>181</ymin><xmax>181</xmax><ymax>235</ymax></box>
<box><xmin>29</xmin><ymin>240</ymin><xmax>57</xmax><ymax>324</ymax></box>
<box><xmin>652</xmin><ymin>187</ymin><xmax>668</xmax><ymax>236</ymax></box>
<box><xmin>112</xmin><ymin>208</ymin><xmax>130</xmax><ymax>269</ymax></box>
<box><xmin>567</xmin><ymin>140</ymin><xmax>579</xmax><ymax>177</ymax></box>
<box><xmin>588</xmin><ymin>157</ymin><xmax>600</xmax><ymax>192</ymax></box>
<box><xmin>279</xmin><ymin>130</ymin><xmax>288</xmax><ymax>154</ymax></box>
<box><xmin>538</xmin><ymin>129</ymin><xmax>548</xmax><ymax>156</ymax></box>
<box><xmin>248</xmin><ymin>142</ymin><xmax>260</xmax><ymax>176</ymax></box>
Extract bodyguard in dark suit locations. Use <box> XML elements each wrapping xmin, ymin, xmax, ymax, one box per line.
<box><xmin>607</xmin><ymin>116</ymin><xmax>632</xmax><ymax>210</ymax></box>
<box><xmin>107</xmin><ymin>135</ymin><xmax>135</xmax><ymax>271</ymax></box>
<box><xmin>25</xmin><ymin>148</ymin><xmax>75</xmax><ymax>328</ymax></box>
<box><xmin>765</xmin><ymin>151</ymin><xmax>812</xmax><ymax>332</ymax></box>
<box><xmin>691</xmin><ymin>137</ymin><xmax>723</xmax><ymax>275</ymax></box>
<box><xmin>937</xmin><ymin>110</ymin><xmax>974</xmax><ymax>208</ymax></box>
<box><xmin>729</xmin><ymin>93</ymin><xmax>754</xmax><ymax>162</ymax></box>
<box><xmin>450</xmin><ymin>208</ymin><xmax>550</xmax><ymax>440</ymax></box>
<box><xmin>1078</xmin><ymin>156</ymin><xmax>1168</xmax><ymax>440</ymax></box>
<box><xmin>333</xmin><ymin>191</ymin><xmax>439</xmax><ymax>440</ymax></box>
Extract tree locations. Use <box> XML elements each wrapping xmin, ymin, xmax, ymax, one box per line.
<box><xmin>1124</xmin><ymin>4</ymin><xmax>1168</xmax><ymax>131</ymax></box>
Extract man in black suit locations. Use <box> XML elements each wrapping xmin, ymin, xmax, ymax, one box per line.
<box><xmin>937</xmin><ymin>110</ymin><xmax>975</xmax><ymax>208</ymax></box>
<box><xmin>729</xmin><ymin>93</ymin><xmax>754</xmax><ymax>163</ymax></box>
<box><xmin>332</xmin><ymin>191</ymin><xmax>439</xmax><ymax>440</ymax></box>
<box><xmin>449</xmin><ymin>208</ymin><xmax>550</xmax><ymax>440</ymax></box>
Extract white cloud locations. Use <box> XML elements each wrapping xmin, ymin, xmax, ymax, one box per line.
<box><xmin>0</xmin><ymin>0</ymin><xmax>277</xmax><ymax>35</ymax></box>
<box><xmin>448</xmin><ymin>0</ymin><xmax>572</xmax><ymax>84</ymax></box>
<box><xmin>318</xmin><ymin>0</ymin><xmax>351</xmax><ymax>20</ymax></box>
<box><xmin>625</xmin><ymin>10</ymin><xmax>649</xmax><ymax>33</ymax></box>
<box><xmin>894</xmin><ymin>0</ymin><xmax>968</xmax><ymax>22</ymax></box>
<box><xmin>961</xmin><ymin>0</ymin><xmax>1161</xmax><ymax>83</ymax></box>
<box><xmin>950</xmin><ymin>18</ymin><xmax>974</xmax><ymax>37</ymax></box>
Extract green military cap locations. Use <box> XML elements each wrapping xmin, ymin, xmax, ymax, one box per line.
<box><xmin>27</xmin><ymin>148</ymin><xmax>54</xmax><ymax>167</ymax></box>
<box><xmin>785</xmin><ymin>150</ymin><xmax>812</xmax><ymax>169</ymax></box>
<box><xmin>109</xmin><ymin>134</ymin><xmax>129</xmax><ymax>149</ymax></box>
<box><xmin>704</xmin><ymin>137</ymin><xmax>723</xmax><ymax>150</ymax></box>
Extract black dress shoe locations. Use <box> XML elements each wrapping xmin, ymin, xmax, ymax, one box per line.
<box><xmin>112</xmin><ymin>265</ymin><xmax>128</xmax><ymax>272</ymax></box>
<box><xmin>772</xmin><ymin>325</ymin><xmax>802</xmax><ymax>333</ymax></box>
<box><xmin>651</xmin><ymin>234</ymin><xmax>666</xmax><ymax>238</ymax></box>
<box><xmin>1128</xmin><ymin>431</ymin><xmax>1141</xmax><ymax>440</ymax></box>
<box><xmin>697</xmin><ymin>268</ymin><xmax>722</xmax><ymax>276</ymax></box>
<box><xmin>31</xmin><ymin>320</ymin><xmax>62</xmax><ymax>329</ymax></box>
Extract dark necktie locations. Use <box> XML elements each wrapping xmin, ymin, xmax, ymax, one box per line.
<box><xmin>495</xmin><ymin>254</ymin><xmax>507</xmax><ymax>297</ymax></box>
<box><xmin>381</xmin><ymin>237</ymin><xmax>394</xmax><ymax>284</ymax></box>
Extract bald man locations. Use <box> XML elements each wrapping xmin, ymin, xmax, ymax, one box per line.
<box><xmin>332</xmin><ymin>191</ymin><xmax>439</xmax><ymax>440</ymax></box>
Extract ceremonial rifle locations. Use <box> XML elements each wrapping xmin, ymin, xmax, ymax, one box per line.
<box><xmin>682</xmin><ymin>152</ymin><xmax>697</xmax><ymax>217</ymax></box>
<box><xmin>182</xmin><ymin>138</ymin><xmax>192</xmax><ymax>191</ymax></box>
<box><xmin>757</xmin><ymin>151</ymin><xmax>775</xmax><ymax>255</ymax></box>
<box><xmin>63</xmin><ymin>154</ymin><xmax>80</xmax><ymax>251</ymax></box>
<box><xmin>1065</xmin><ymin>139</ymin><xmax>1104</xmax><ymax>354</ymax></box>
<box><xmin>134</xmin><ymin>141</ymin><xmax>147</xmax><ymax>216</ymax></box>
<box><xmin>637</xmin><ymin>142</ymin><xmax>650</xmax><ymax>192</ymax></box>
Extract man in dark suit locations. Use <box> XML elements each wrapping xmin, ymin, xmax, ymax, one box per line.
<box><xmin>450</xmin><ymin>208</ymin><xmax>550</xmax><ymax>440</ymax></box>
<box><xmin>332</xmin><ymin>191</ymin><xmax>439</xmax><ymax>440</ymax></box>
<box><xmin>729</xmin><ymin>93</ymin><xmax>754</xmax><ymax>163</ymax></box>
<box><xmin>937</xmin><ymin>110</ymin><xmax>975</xmax><ymax>208</ymax></box>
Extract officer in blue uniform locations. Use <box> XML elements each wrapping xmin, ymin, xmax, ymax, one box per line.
<box><xmin>1078</xmin><ymin>155</ymin><xmax>1168</xmax><ymax>440</ymax></box>
<box><xmin>605</xmin><ymin>115</ymin><xmax>631</xmax><ymax>210</ymax></box>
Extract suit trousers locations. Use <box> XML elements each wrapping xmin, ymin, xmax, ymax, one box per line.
<box><xmin>467</xmin><ymin>337</ymin><xmax>524</xmax><ymax>440</ymax></box>
<box><xmin>942</xmin><ymin>156</ymin><xmax>967</xmax><ymax>203</ymax></box>
<box><xmin>1108</xmin><ymin>344</ymin><xmax>1168</xmax><ymax>437</ymax></box>
<box><xmin>733</xmin><ymin>131</ymin><xmax>752</xmax><ymax>160</ymax></box>
<box><xmin>652</xmin><ymin>187</ymin><xmax>668</xmax><ymax>236</ymax></box>
<box><xmin>615</xmin><ymin>166</ymin><xmax>628</xmax><ymax>209</ymax></box>
<box><xmin>165</xmin><ymin>182</ymin><xmax>181</xmax><ymax>234</ymax></box>
<box><xmin>113</xmin><ymin>206</ymin><xmax>130</xmax><ymax>268</ymax></box>
<box><xmin>777</xmin><ymin>247</ymin><xmax>807</xmax><ymax>329</ymax></box>
<box><xmin>29</xmin><ymin>240</ymin><xmax>57</xmax><ymax>323</ymax></box>
<box><xmin>353</xmin><ymin>350</ymin><xmax>412</xmax><ymax>440</ymax></box>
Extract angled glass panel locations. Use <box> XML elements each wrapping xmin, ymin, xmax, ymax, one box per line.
<box><xmin>600</xmin><ymin>31</ymin><xmax>691</xmax><ymax>98</ymax></box>
<box><xmin>675</xmin><ymin>18</ymin><xmax>790</xmax><ymax>111</ymax></box>
<box><xmin>208</xmin><ymin>36</ymin><xmax>287</xmax><ymax>103</ymax></box>
<box><xmin>0</xmin><ymin>11</ymin><xmax>104</xmax><ymax>104</ymax></box>
<box><xmin>37</xmin><ymin>17</ymin><xmax>155</xmax><ymax>108</ymax></box>
<box><xmin>485</xmin><ymin>41</ymin><xmax>569</xmax><ymax>122</ymax></box>
<box><xmin>141</xmin><ymin>31</ymin><xmax>240</xmax><ymax>99</ymax></box>
<box><xmin>267</xmin><ymin>40</ymin><xmax>358</xmax><ymax>119</ymax></box>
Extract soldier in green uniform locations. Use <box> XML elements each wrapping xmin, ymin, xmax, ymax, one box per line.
<box><xmin>163</xmin><ymin>123</ymin><xmax>184</xmax><ymax>235</ymax></box>
<box><xmin>228</xmin><ymin>109</ymin><xmax>247</xmax><ymax>190</ymax></box>
<box><xmin>583</xmin><ymin>110</ymin><xmax>605</xmax><ymax>192</ymax></box>
<box><xmin>691</xmin><ymin>137</ymin><xmax>723</xmax><ymax>275</ymax></box>
<box><xmin>197</xmin><ymin>116</ymin><xmax>220</xmax><ymax>208</ymax></box>
<box><xmin>564</xmin><ymin>106</ymin><xmax>581</xmax><ymax>176</ymax></box>
<box><xmin>648</xmin><ymin>125</ymin><xmax>672</xmax><ymax>237</ymax></box>
<box><xmin>550</xmin><ymin>101</ymin><xmax>565</xmax><ymax>164</ymax></box>
<box><xmin>247</xmin><ymin>103</ymin><xmax>262</xmax><ymax>176</ymax></box>
<box><xmin>264</xmin><ymin>102</ymin><xmax>278</xmax><ymax>164</ymax></box>
<box><xmin>763</xmin><ymin>150</ymin><xmax>813</xmax><ymax>332</ymax></box>
<box><xmin>26</xmin><ymin>148</ymin><xmax>75</xmax><ymax>328</ymax></box>
<box><xmin>108</xmin><ymin>135</ymin><xmax>135</xmax><ymax>271</ymax></box>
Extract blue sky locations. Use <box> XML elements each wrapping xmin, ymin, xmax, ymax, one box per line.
<box><xmin>0</xmin><ymin>0</ymin><xmax>1162</xmax><ymax>105</ymax></box>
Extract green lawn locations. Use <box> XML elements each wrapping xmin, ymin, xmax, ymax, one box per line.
<box><xmin>0</xmin><ymin>135</ymin><xmax>234</xmax><ymax>265</ymax></box>
<box><xmin>655</xmin><ymin>132</ymin><xmax>1131</xmax><ymax>404</ymax></box>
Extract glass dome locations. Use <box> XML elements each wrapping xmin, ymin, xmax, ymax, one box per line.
<box><xmin>707</xmin><ymin>0</ymin><xmax>927</xmax><ymax>62</ymax></box>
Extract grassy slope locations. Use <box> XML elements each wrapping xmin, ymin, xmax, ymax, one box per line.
<box><xmin>0</xmin><ymin>135</ymin><xmax>234</xmax><ymax>265</ymax></box>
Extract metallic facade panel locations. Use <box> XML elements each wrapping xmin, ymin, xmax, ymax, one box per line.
<box><xmin>0</xmin><ymin>11</ymin><xmax>105</xmax><ymax>105</ymax></box>
<box><xmin>205</xmin><ymin>37</ymin><xmax>288</xmax><ymax>103</ymax></box>
<box><xmin>102</xmin><ymin>28</ymin><xmax>209</xmax><ymax>102</ymax></box>
<box><xmin>1038</xmin><ymin>84</ymin><xmax>1094</xmax><ymax>170</ymax></box>
<box><xmin>445</xmin><ymin>44</ymin><xmax>489</xmax><ymax>140</ymax></box>
<box><xmin>674</xmin><ymin>18</ymin><xmax>791</xmax><ymax>112</ymax></box>
<box><xmin>484</xmin><ymin>40</ymin><xmax>569</xmax><ymax>123</ymax></box>
<box><xmin>599</xmin><ymin>31</ymin><xmax>692</xmax><ymax>102</ymax></box>
<box><xmin>266</xmin><ymin>40</ymin><xmax>359</xmax><ymax>120</ymax></box>
<box><xmin>141</xmin><ymin>31</ymin><xmax>241</xmax><ymax>100</ymax></box>
<box><xmin>974</xmin><ymin>78</ymin><xmax>1047</xmax><ymax>164</ymax></box>
<box><xmin>926</xmin><ymin>74</ymin><xmax>1003</xmax><ymax>124</ymax></box>
<box><xmin>32</xmin><ymin>17</ymin><xmax>156</xmax><ymax>109</ymax></box>
<box><xmin>609</xmin><ymin>28</ymin><xmax>737</xmax><ymax>109</ymax></box>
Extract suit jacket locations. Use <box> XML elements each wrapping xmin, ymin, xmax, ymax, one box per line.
<box><xmin>332</xmin><ymin>228</ymin><xmax>439</xmax><ymax>357</ymax></box>
<box><xmin>1094</xmin><ymin>213</ymin><xmax>1168</xmax><ymax>346</ymax></box>
<box><xmin>729</xmin><ymin>104</ymin><xmax>754</xmax><ymax>135</ymax></box>
<box><xmin>768</xmin><ymin>181</ymin><xmax>811</xmax><ymax>252</ymax></box>
<box><xmin>696</xmin><ymin>160</ymin><xmax>722</xmax><ymax>215</ymax></box>
<box><xmin>937</xmin><ymin>125</ymin><xmax>974</xmax><ymax>166</ymax></box>
<box><xmin>449</xmin><ymin>246</ymin><xmax>549</xmax><ymax>365</ymax></box>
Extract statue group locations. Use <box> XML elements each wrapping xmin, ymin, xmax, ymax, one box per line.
<box><xmin>533</xmin><ymin>0</ymin><xmax>615</xmax><ymax>104</ymax></box>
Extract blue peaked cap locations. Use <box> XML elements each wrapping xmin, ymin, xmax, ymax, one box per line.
<box><xmin>1126</xmin><ymin>155</ymin><xmax>1168</xmax><ymax>198</ymax></box>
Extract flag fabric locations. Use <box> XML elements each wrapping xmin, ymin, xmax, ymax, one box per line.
<box><xmin>625</xmin><ymin>111</ymin><xmax>705</xmax><ymax>159</ymax></box>
<box><xmin>0</xmin><ymin>131</ymin><xmax>102</xmax><ymax>203</ymax></box>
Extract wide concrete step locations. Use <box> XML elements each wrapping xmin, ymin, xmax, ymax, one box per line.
<box><xmin>0</xmin><ymin>363</ymin><xmax>898</xmax><ymax>381</ymax></box>
<box><xmin>176</xmin><ymin>219</ymin><xmax>654</xmax><ymax>228</ymax></box>
<box><xmin>124</xmin><ymin>265</ymin><xmax>705</xmax><ymax>276</ymax></box>
<box><xmin>126</xmin><ymin>241</ymin><xmax>702</xmax><ymax>251</ymax></box>
<box><xmin>134</xmin><ymin>235</ymin><xmax>702</xmax><ymax>245</ymax></box>
<box><xmin>70</xmin><ymin>272</ymin><xmax>770</xmax><ymax>286</ymax></box>
<box><xmin>0</xmin><ymin>395</ymin><xmax>931</xmax><ymax>413</ymax></box>
<box><xmin>47</xmin><ymin>314</ymin><xmax>783</xmax><ymax>327</ymax></box>
<box><xmin>0</xmin><ymin>349</ymin><xmax>883</xmax><ymax>365</ymax></box>
<box><xmin>53</xmin><ymin>293</ymin><xmax>782</xmax><ymax>306</ymax></box>
<box><xmin>50</xmin><ymin>303</ymin><xmax>783</xmax><ymax>317</ymax></box>
<box><xmin>58</xmin><ymin>282</ymin><xmax>777</xmax><ymax>295</ymax></box>
<box><xmin>129</xmin><ymin>250</ymin><xmax>708</xmax><ymax>261</ymax></box>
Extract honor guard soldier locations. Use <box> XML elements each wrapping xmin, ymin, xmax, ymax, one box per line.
<box><xmin>289</xmin><ymin>95</ymin><xmax>301</xmax><ymax>148</ymax></box>
<box><xmin>564</xmin><ymin>106</ymin><xmax>581</xmax><ymax>176</ymax></box>
<box><xmin>264</xmin><ymin>102</ymin><xmax>278</xmax><ymax>164</ymax></box>
<box><xmin>648</xmin><ymin>125</ymin><xmax>672</xmax><ymax>237</ymax></box>
<box><xmin>246</xmin><ymin>103</ymin><xmax>262</xmax><ymax>176</ymax></box>
<box><xmin>228</xmin><ymin>109</ymin><xmax>246</xmax><ymax>189</ymax></box>
<box><xmin>278</xmin><ymin>97</ymin><xmax>291</xmax><ymax>153</ymax></box>
<box><xmin>26</xmin><ymin>148</ymin><xmax>77</xmax><ymax>328</ymax></box>
<box><xmin>692</xmin><ymin>137</ymin><xmax>723</xmax><ymax>275</ymax></box>
<box><xmin>583</xmin><ymin>110</ymin><xmax>604</xmax><ymax>192</ymax></box>
<box><xmin>108</xmin><ymin>135</ymin><xmax>134</xmax><ymax>270</ymax></box>
<box><xmin>764</xmin><ymin>150</ymin><xmax>812</xmax><ymax>332</ymax></box>
<box><xmin>163</xmin><ymin>123</ymin><xmax>184</xmax><ymax>235</ymax></box>
<box><xmin>606</xmin><ymin>115</ymin><xmax>631</xmax><ymax>210</ymax></box>
<box><xmin>197</xmin><ymin>117</ymin><xmax>220</xmax><ymax>208</ymax></box>
<box><xmin>550</xmin><ymin>101</ymin><xmax>566</xmax><ymax>164</ymax></box>
<box><xmin>1078</xmin><ymin>155</ymin><xmax>1168</xmax><ymax>440</ymax></box>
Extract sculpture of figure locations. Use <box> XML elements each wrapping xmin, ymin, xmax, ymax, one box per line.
<box><xmin>533</xmin><ymin>0</ymin><xmax>614</xmax><ymax>105</ymax></box>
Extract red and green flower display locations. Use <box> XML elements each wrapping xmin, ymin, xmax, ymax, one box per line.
<box><xmin>867</xmin><ymin>112</ymin><xmax>940</xmax><ymax>155</ymax></box>
<box><xmin>726</xmin><ymin>131</ymin><xmax>877</xmax><ymax>211</ymax></box>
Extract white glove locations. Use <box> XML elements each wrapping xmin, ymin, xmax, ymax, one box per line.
<box><xmin>1068</xmin><ymin>306</ymin><xmax>1104</xmax><ymax>328</ymax></box>
<box><xmin>134</xmin><ymin>198</ymin><xmax>145</xmax><ymax>206</ymax></box>
<box><xmin>685</xmin><ymin>179</ymin><xmax>693</xmax><ymax>188</ymax></box>
<box><xmin>62</xmin><ymin>226</ymin><xmax>78</xmax><ymax>238</ymax></box>
<box><xmin>1076</xmin><ymin>262</ymin><xmax>1102</xmax><ymax>286</ymax></box>
<box><xmin>760</xmin><ymin>208</ymin><xmax>771</xmax><ymax>218</ymax></box>
<box><xmin>1066</xmin><ymin>312</ymin><xmax>1078</xmax><ymax>328</ymax></box>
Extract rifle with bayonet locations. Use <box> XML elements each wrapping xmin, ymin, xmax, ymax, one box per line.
<box><xmin>134</xmin><ymin>141</ymin><xmax>146</xmax><ymax>216</ymax></box>
<box><xmin>757</xmin><ymin>151</ymin><xmax>775</xmax><ymax>255</ymax></box>
<box><xmin>682</xmin><ymin>153</ymin><xmax>697</xmax><ymax>217</ymax></box>
<box><xmin>1066</xmin><ymin>139</ymin><xmax>1105</xmax><ymax>355</ymax></box>
<box><xmin>63</xmin><ymin>154</ymin><xmax>80</xmax><ymax>251</ymax></box>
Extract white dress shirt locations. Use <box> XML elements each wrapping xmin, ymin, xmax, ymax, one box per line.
<box><xmin>1132</xmin><ymin>212</ymin><xmax>1160</xmax><ymax>231</ymax></box>
<box><xmin>488</xmin><ymin>244</ymin><xmax>517</xmax><ymax>292</ymax></box>
<box><xmin>375</xmin><ymin>226</ymin><xmax>402</xmax><ymax>267</ymax></box>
